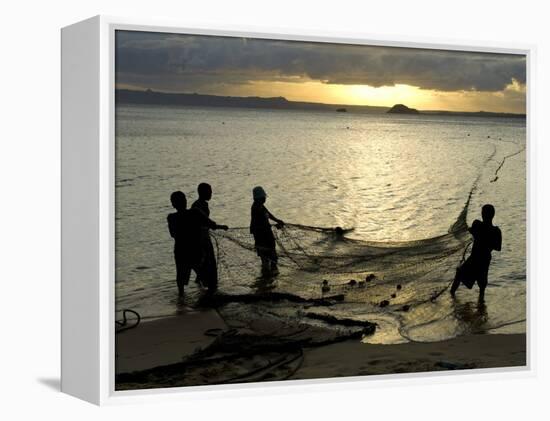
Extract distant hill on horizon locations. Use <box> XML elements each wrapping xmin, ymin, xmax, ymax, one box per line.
<box><xmin>115</xmin><ymin>89</ymin><xmax>389</xmax><ymax>114</ymax></box>
<box><xmin>116</xmin><ymin>89</ymin><xmax>526</xmax><ymax>119</ymax></box>
<box><xmin>421</xmin><ymin>109</ymin><xmax>526</xmax><ymax>119</ymax></box>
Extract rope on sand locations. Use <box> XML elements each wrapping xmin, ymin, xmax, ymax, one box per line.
<box><xmin>115</xmin><ymin>309</ymin><xmax>141</xmax><ymax>333</ymax></box>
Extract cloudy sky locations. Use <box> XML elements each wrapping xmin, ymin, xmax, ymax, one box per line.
<box><xmin>115</xmin><ymin>30</ymin><xmax>526</xmax><ymax>113</ymax></box>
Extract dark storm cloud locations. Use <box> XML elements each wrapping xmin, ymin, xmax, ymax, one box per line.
<box><xmin>115</xmin><ymin>31</ymin><xmax>526</xmax><ymax>93</ymax></box>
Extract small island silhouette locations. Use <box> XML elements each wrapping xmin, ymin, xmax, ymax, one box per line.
<box><xmin>387</xmin><ymin>104</ymin><xmax>420</xmax><ymax>114</ymax></box>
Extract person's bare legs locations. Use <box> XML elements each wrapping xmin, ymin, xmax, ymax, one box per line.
<box><xmin>478</xmin><ymin>286</ymin><xmax>486</xmax><ymax>303</ymax></box>
<box><xmin>261</xmin><ymin>256</ymin><xmax>270</xmax><ymax>276</ymax></box>
<box><xmin>478</xmin><ymin>274</ymin><xmax>488</xmax><ymax>303</ymax></box>
<box><xmin>270</xmin><ymin>260</ymin><xmax>279</xmax><ymax>276</ymax></box>
<box><xmin>450</xmin><ymin>276</ymin><xmax>460</xmax><ymax>298</ymax></box>
<box><xmin>176</xmin><ymin>263</ymin><xmax>191</xmax><ymax>297</ymax></box>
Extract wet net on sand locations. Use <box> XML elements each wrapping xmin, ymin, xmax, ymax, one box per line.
<box><xmin>116</xmin><ymin>143</ymin><xmax>525</xmax><ymax>389</ymax></box>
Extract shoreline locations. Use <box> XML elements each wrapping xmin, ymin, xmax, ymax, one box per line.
<box><xmin>295</xmin><ymin>333</ymin><xmax>526</xmax><ymax>381</ymax></box>
<box><xmin>115</xmin><ymin>310</ymin><xmax>526</xmax><ymax>390</ymax></box>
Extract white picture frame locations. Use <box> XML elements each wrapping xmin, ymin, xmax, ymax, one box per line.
<box><xmin>61</xmin><ymin>15</ymin><xmax>535</xmax><ymax>405</ymax></box>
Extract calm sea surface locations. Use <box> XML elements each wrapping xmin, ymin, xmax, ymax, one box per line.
<box><xmin>115</xmin><ymin>104</ymin><xmax>526</xmax><ymax>343</ymax></box>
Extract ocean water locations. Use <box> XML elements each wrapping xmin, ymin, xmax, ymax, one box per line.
<box><xmin>115</xmin><ymin>104</ymin><xmax>526</xmax><ymax>344</ymax></box>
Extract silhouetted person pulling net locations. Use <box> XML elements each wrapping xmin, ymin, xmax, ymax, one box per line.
<box><xmin>451</xmin><ymin>204</ymin><xmax>502</xmax><ymax>302</ymax></box>
<box><xmin>250</xmin><ymin>186</ymin><xmax>285</xmax><ymax>277</ymax></box>
<box><xmin>191</xmin><ymin>183</ymin><xmax>228</xmax><ymax>293</ymax></box>
<box><xmin>167</xmin><ymin>191</ymin><xmax>201</xmax><ymax>297</ymax></box>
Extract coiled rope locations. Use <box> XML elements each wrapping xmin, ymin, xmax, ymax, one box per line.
<box><xmin>116</xmin><ymin>309</ymin><xmax>141</xmax><ymax>333</ymax></box>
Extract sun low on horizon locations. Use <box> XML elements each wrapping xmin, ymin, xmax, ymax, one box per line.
<box><xmin>193</xmin><ymin>78</ymin><xmax>526</xmax><ymax>113</ymax></box>
<box><xmin>115</xmin><ymin>31</ymin><xmax>527</xmax><ymax>114</ymax></box>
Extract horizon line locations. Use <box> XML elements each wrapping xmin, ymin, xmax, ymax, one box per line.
<box><xmin>115</xmin><ymin>87</ymin><xmax>527</xmax><ymax>116</ymax></box>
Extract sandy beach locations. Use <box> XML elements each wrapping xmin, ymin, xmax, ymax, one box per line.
<box><xmin>297</xmin><ymin>333</ymin><xmax>526</xmax><ymax>380</ymax></box>
<box><xmin>115</xmin><ymin>308</ymin><xmax>526</xmax><ymax>390</ymax></box>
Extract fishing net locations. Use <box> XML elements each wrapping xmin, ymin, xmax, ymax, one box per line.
<box><xmin>208</xmin><ymin>145</ymin><xmax>491</xmax><ymax>317</ymax></box>
<box><xmin>116</xmin><ymin>141</ymin><xmax>526</xmax><ymax>388</ymax></box>
<box><xmin>117</xmin><ymin>207</ymin><xmax>472</xmax><ymax>388</ymax></box>
<box><xmin>212</xmin><ymin>204</ymin><xmax>471</xmax><ymax>311</ymax></box>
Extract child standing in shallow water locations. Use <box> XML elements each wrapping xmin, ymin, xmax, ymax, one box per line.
<box><xmin>451</xmin><ymin>204</ymin><xmax>502</xmax><ymax>302</ymax></box>
<box><xmin>167</xmin><ymin>191</ymin><xmax>198</xmax><ymax>297</ymax></box>
<box><xmin>250</xmin><ymin>186</ymin><xmax>284</xmax><ymax>276</ymax></box>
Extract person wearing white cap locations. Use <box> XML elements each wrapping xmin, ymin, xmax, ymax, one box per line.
<box><xmin>250</xmin><ymin>186</ymin><xmax>285</xmax><ymax>276</ymax></box>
